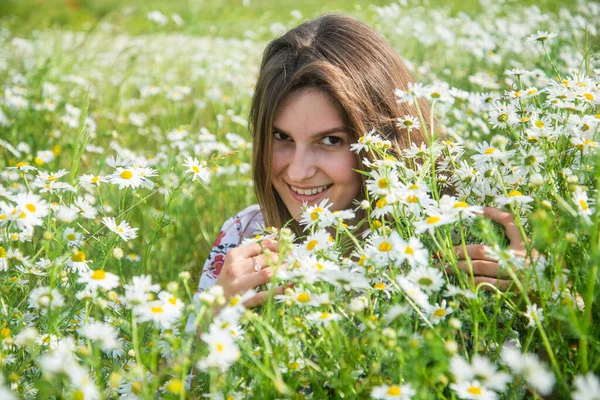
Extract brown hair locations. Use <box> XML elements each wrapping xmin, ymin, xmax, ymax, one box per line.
<box><xmin>250</xmin><ymin>14</ymin><xmax>432</xmax><ymax>234</ymax></box>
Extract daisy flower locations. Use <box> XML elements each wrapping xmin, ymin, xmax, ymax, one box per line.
<box><xmin>306</xmin><ymin>311</ymin><xmax>342</xmax><ymax>326</ymax></box>
<box><xmin>134</xmin><ymin>300</ymin><xmax>180</xmax><ymax>329</ymax></box>
<box><xmin>29</xmin><ymin>286</ymin><xmax>64</xmax><ymax>309</ymax></box>
<box><xmin>301</xmin><ymin>229</ymin><xmax>334</xmax><ymax>254</ymax></box>
<box><xmin>79</xmin><ymin>174</ymin><xmax>109</xmax><ymax>188</ymax></box>
<box><xmin>414</xmin><ymin>211</ymin><xmax>456</xmax><ymax>235</ymax></box>
<box><xmin>495</xmin><ymin>189</ymin><xmax>534</xmax><ymax>206</ymax></box>
<box><xmin>197</xmin><ymin>327</ymin><xmax>240</xmax><ymax>372</ymax></box>
<box><xmin>63</xmin><ymin>227</ymin><xmax>83</xmax><ymax>247</ymax></box>
<box><xmin>501</xmin><ymin>346</ymin><xmax>555</xmax><ymax>396</ymax></box>
<box><xmin>573</xmin><ymin>186</ymin><xmax>593</xmax><ymax>217</ymax></box>
<box><xmin>527</xmin><ymin>31</ymin><xmax>557</xmax><ymax>42</ymax></box>
<box><xmin>396</xmin><ymin>115</ymin><xmax>421</xmax><ymax>131</ymax></box>
<box><xmin>299</xmin><ymin>199</ymin><xmax>333</xmax><ymax>229</ymax></box>
<box><xmin>573</xmin><ymin>373</ymin><xmax>600</xmax><ymax>400</ymax></box>
<box><xmin>430</xmin><ymin>300</ymin><xmax>453</xmax><ymax>324</ymax></box>
<box><xmin>396</xmin><ymin>276</ymin><xmax>432</xmax><ymax>312</ymax></box>
<box><xmin>366</xmin><ymin>167</ymin><xmax>401</xmax><ymax>197</ymax></box>
<box><xmin>79</xmin><ymin>322</ymin><xmax>120</xmax><ymax>351</ymax></box>
<box><xmin>65</xmin><ymin>250</ymin><xmax>92</xmax><ymax>274</ymax></box>
<box><xmin>524</xmin><ymin>303</ymin><xmax>544</xmax><ymax>328</ymax></box>
<box><xmin>183</xmin><ymin>156</ymin><xmax>210</xmax><ymax>182</ymax></box>
<box><xmin>450</xmin><ymin>355</ymin><xmax>511</xmax><ymax>392</ymax></box>
<box><xmin>109</xmin><ymin>166</ymin><xmax>143</xmax><ymax>189</ymax></box>
<box><xmin>102</xmin><ymin>217</ymin><xmax>138</xmax><ymax>241</ymax></box>
<box><xmin>78</xmin><ymin>269</ymin><xmax>120</xmax><ymax>291</ymax></box>
<box><xmin>407</xmin><ymin>266</ymin><xmax>444</xmax><ymax>294</ymax></box>
<box><xmin>371</xmin><ymin>383</ymin><xmax>416</xmax><ymax>399</ymax></box>
<box><xmin>450</xmin><ymin>380</ymin><xmax>497</xmax><ymax>400</ymax></box>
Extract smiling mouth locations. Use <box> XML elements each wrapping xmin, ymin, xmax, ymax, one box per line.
<box><xmin>289</xmin><ymin>184</ymin><xmax>332</xmax><ymax>196</ymax></box>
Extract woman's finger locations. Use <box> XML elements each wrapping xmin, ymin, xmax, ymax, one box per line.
<box><xmin>243</xmin><ymin>286</ymin><xmax>286</xmax><ymax>308</ymax></box>
<box><xmin>229</xmin><ymin>239</ymin><xmax>280</xmax><ymax>261</ymax></box>
<box><xmin>455</xmin><ymin>260</ymin><xmax>510</xmax><ymax>279</ymax></box>
<box><xmin>245</xmin><ymin>251</ymin><xmax>282</xmax><ymax>273</ymax></box>
<box><xmin>453</xmin><ymin>244</ymin><xmax>498</xmax><ymax>262</ymax></box>
<box><xmin>482</xmin><ymin>207</ymin><xmax>526</xmax><ymax>251</ymax></box>
<box><xmin>473</xmin><ymin>276</ymin><xmax>511</xmax><ymax>292</ymax></box>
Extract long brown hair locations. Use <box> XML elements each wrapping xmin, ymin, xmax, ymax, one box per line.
<box><xmin>250</xmin><ymin>14</ymin><xmax>432</xmax><ymax>234</ymax></box>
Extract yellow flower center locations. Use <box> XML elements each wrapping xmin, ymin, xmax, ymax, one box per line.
<box><xmin>16</xmin><ymin>161</ymin><xmax>27</xmax><ymax>168</ymax></box>
<box><xmin>151</xmin><ymin>306</ymin><xmax>164</xmax><ymax>314</ymax></box>
<box><xmin>120</xmin><ymin>170</ymin><xmax>133</xmax><ymax>179</ymax></box>
<box><xmin>408</xmin><ymin>184</ymin><xmax>419</xmax><ymax>190</ymax></box>
<box><xmin>358</xmin><ymin>255</ymin><xmax>367</xmax><ymax>266</ymax></box>
<box><xmin>584</xmin><ymin>93</ymin><xmax>594</xmax><ymax>101</ymax></box>
<box><xmin>166</xmin><ymin>378</ymin><xmax>183</xmax><ymax>394</ymax></box>
<box><xmin>306</xmin><ymin>240</ymin><xmax>318</xmax><ymax>251</ymax></box>
<box><xmin>376</xmin><ymin>198</ymin><xmax>387</xmax><ymax>209</ymax></box>
<box><xmin>379</xmin><ymin>242</ymin><xmax>392</xmax><ymax>252</ymax></box>
<box><xmin>132</xmin><ymin>381</ymin><xmax>143</xmax><ymax>394</ymax></box>
<box><xmin>289</xmin><ymin>361</ymin><xmax>301</xmax><ymax>370</ymax></box>
<box><xmin>484</xmin><ymin>147</ymin><xmax>495</xmax><ymax>154</ymax></box>
<box><xmin>378</xmin><ymin>178</ymin><xmax>389</xmax><ymax>189</ymax></box>
<box><xmin>535</xmin><ymin>120</ymin><xmax>545</xmax><ymax>128</ymax></box>
<box><xmin>71</xmin><ymin>251</ymin><xmax>86</xmax><ymax>262</ymax></box>
<box><xmin>426</xmin><ymin>216</ymin><xmax>440</xmax><ymax>224</ymax></box>
<box><xmin>406</xmin><ymin>194</ymin><xmax>418</xmax><ymax>203</ymax></box>
<box><xmin>168</xmin><ymin>297</ymin><xmax>177</xmax><ymax>305</ymax></box>
<box><xmin>26</xmin><ymin>204</ymin><xmax>36</xmax><ymax>212</ymax></box>
<box><xmin>580</xmin><ymin>200</ymin><xmax>589</xmax><ymax>210</ymax></box>
<box><xmin>67</xmin><ymin>233</ymin><xmax>76</xmax><ymax>241</ymax></box>
<box><xmin>192</xmin><ymin>165</ymin><xmax>200</xmax><ymax>173</ymax></box>
<box><xmin>230</xmin><ymin>297</ymin><xmax>239</xmax><ymax>306</ymax></box>
<box><xmin>433</xmin><ymin>308</ymin><xmax>446</xmax><ymax>318</ymax></box>
<box><xmin>297</xmin><ymin>293</ymin><xmax>311</xmax><ymax>303</ymax></box>
<box><xmin>374</xmin><ymin>282</ymin><xmax>386</xmax><ymax>290</ymax></box>
<box><xmin>507</xmin><ymin>190</ymin><xmax>522</xmax><ymax>197</ymax></box>
<box><xmin>453</xmin><ymin>201</ymin><xmax>468</xmax><ymax>208</ymax></box>
<box><xmin>91</xmin><ymin>270</ymin><xmax>106</xmax><ymax>280</ymax></box>
<box><xmin>405</xmin><ymin>246</ymin><xmax>414</xmax><ymax>255</ymax></box>
<box><xmin>387</xmin><ymin>385</ymin><xmax>401</xmax><ymax>396</ymax></box>
<box><xmin>319</xmin><ymin>312</ymin><xmax>330</xmax><ymax>319</ymax></box>
<box><xmin>467</xmin><ymin>385</ymin><xmax>482</xmax><ymax>395</ymax></box>
<box><xmin>91</xmin><ymin>176</ymin><xmax>100</xmax><ymax>183</ymax></box>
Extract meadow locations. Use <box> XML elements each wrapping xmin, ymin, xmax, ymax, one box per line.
<box><xmin>0</xmin><ymin>0</ymin><xmax>599</xmax><ymax>398</ymax></box>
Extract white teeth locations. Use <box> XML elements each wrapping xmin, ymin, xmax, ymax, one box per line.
<box><xmin>291</xmin><ymin>184</ymin><xmax>331</xmax><ymax>195</ymax></box>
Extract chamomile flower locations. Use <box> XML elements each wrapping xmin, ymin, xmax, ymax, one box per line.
<box><xmin>79</xmin><ymin>174</ymin><xmax>109</xmax><ymax>188</ymax></box>
<box><xmin>306</xmin><ymin>311</ymin><xmax>342</xmax><ymax>326</ymax></box>
<box><xmin>501</xmin><ymin>346</ymin><xmax>555</xmax><ymax>396</ymax></box>
<box><xmin>495</xmin><ymin>189</ymin><xmax>534</xmax><ymax>206</ymax></box>
<box><xmin>78</xmin><ymin>269</ymin><xmax>120</xmax><ymax>291</ymax></box>
<box><xmin>300</xmin><ymin>199</ymin><xmax>333</xmax><ymax>229</ymax></box>
<box><xmin>197</xmin><ymin>328</ymin><xmax>241</xmax><ymax>372</ymax></box>
<box><xmin>371</xmin><ymin>383</ymin><xmax>416</xmax><ymax>399</ymax></box>
<box><xmin>102</xmin><ymin>217</ymin><xmax>138</xmax><ymax>241</ymax></box>
<box><xmin>109</xmin><ymin>166</ymin><xmax>143</xmax><ymax>189</ymax></box>
<box><xmin>527</xmin><ymin>31</ymin><xmax>557</xmax><ymax>42</ymax></box>
<box><xmin>396</xmin><ymin>115</ymin><xmax>421</xmax><ymax>131</ymax></box>
<box><xmin>183</xmin><ymin>156</ymin><xmax>210</xmax><ymax>182</ymax></box>
<box><xmin>450</xmin><ymin>355</ymin><xmax>511</xmax><ymax>392</ymax></box>
<box><xmin>573</xmin><ymin>186</ymin><xmax>594</xmax><ymax>217</ymax></box>
<box><xmin>573</xmin><ymin>373</ymin><xmax>600</xmax><ymax>400</ymax></box>
<box><xmin>430</xmin><ymin>300</ymin><xmax>453</xmax><ymax>324</ymax></box>
<box><xmin>414</xmin><ymin>211</ymin><xmax>456</xmax><ymax>234</ymax></box>
<box><xmin>407</xmin><ymin>266</ymin><xmax>444</xmax><ymax>293</ymax></box>
<box><xmin>524</xmin><ymin>303</ymin><xmax>544</xmax><ymax>328</ymax></box>
<box><xmin>301</xmin><ymin>230</ymin><xmax>333</xmax><ymax>254</ymax></box>
<box><xmin>79</xmin><ymin>322</ymin><xmax>120</xmax><ymax>351</ymax></box>
<box><xmin>396</xmin><ymin>276</ymin><xmax>432</xmax><ymax>312</ymax></box>
<box><xmin>63</xmin><ymin>227</ymin><xmax>83</xmax><ymax>247</ymax></box>
<box><xmin>450</xmin><ymin>380</ymin><xmax>497</xmax><ymax>400</ymax></box>
<box><xmin>65</xmin><ymin>250</ymin><xmax>92</xmax><ymax>274</ymax></box>
<box><xmin>134</xmin><ymin>300</ymin><xmax>180</xmax><ymax>329</ymax></box>
<box><xmin>366</xmin><ymin>167</ymin><xmax>400</xmax><ymax>196</ymax></box>
<box><xmin>28</xmin><ymin>286</ymin><xmax>64</xmax><ymax>309</ymax></box>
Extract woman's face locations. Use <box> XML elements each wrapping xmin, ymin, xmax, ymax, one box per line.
<box><xmin>271</xmin><ymin>88</ymin><xmax>362</xmax><ymax>220</ymax></box>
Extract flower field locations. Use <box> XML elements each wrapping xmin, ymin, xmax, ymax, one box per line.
<box><xmin>0</xmin><ymin>0</ymin><xmax>599</xmax><ymax>398</ymax></box>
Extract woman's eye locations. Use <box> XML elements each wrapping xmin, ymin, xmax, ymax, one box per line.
<box><xmin>273</xmin><ymin>131</ymin><xmax>291</xmax><ymax>141</ymax></box>
<box><xmin>322</xmin><ymin>136</ymin><xmax>342</xmax><ymax>146</ymax></box>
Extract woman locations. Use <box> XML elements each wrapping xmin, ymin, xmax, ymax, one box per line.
<box><xmin>194</xmin><ymin>14</ymin><xmax>528</xmax><ymax>310</ymax></box>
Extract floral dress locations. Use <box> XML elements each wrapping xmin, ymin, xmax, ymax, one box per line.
<box><xmin>195</xmin><ymin>204</ymin><xmax>264</xmax><ymax>295</ymax></box>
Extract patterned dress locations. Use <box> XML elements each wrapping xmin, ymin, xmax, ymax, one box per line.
<box><xmin>194</xmin><ymin>204</ymin><xmax>265</xmax><ymax>295</ymax></box>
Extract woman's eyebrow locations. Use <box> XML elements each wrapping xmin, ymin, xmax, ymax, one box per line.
<box><xmin>272</xmin><ymin>126</ymin><xmax>348</xmax><ymax>137</ymax></box>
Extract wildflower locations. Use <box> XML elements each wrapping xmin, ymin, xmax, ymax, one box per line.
<box><xmin>306</xmin><ymin>311</ymin><xmax>342</xmax><ymax>326</ymax></box>
<box><xmin>407</xmin><ymin>266</ymin><xmax>444</xmax><ymax>293</ymax></box>
<box><xmin>63</xmin><ymin>227</ymin><xmax>83</xmax><ymax>247</ymax></box>
<box><xmin>366</xmin><ymin>167</ymin><xmax>400</xmax><ymax>197</ymax></box>
<box><xmin>0</xmin><ymin>245</ymin><xmax>6</xmax><ymax>271</ymax></box>
<box><xmin>371</xmin><ymin>383</ymin><xmax>416</xmax><ymax>399</ymax></box>
<box><xmin>79</xmin><ymin>174</ymin><xmax>109</xmax><ymax>188</ymax></box>
<box><xmin>65</xmin><ymin>250</ymin><xmax>92</xmax><ymax>274</ymax></box>
<box><xmin>109</xmin><ymin>166</ymin><xmax>143</xmax><ymax>189</ymax></box>
<box><xmin>450</xmin><ymin>380</ymin><xmax>497</xmax><ymax>399</ymax></box>
<box><xmin>397</xmin><ymin>276</ymin><xmax>432</xmax><ymax>312</ymax></box>
<box><xmin>414</xmin><ymin>211</ymin><xmax>456</xmax><ymax>234</ymax></box>
<box><xmin>573</xmin><ymin>186</ymin><xmax>593</xmax><ymax>217</ymax></box>
<box><xmin>501</xmin><ymin>346</ymin><xmax>555</xmax><ymax>396</ymax></box>
<box><xmin>488</xmin><ymin>102</ymin><xmax>519</xmax><ymax>129</ymax></box>
<box><xmin>78</xmin><ymin>269</ymin><xmax>120</xmax><ymax>291</ymax></box>
<box><xmin>79</xmin><ymin>322</ymin><xmax>120</xmax><ymax>351</ymax></box>
<box><xmin>527</xmin><ymin>31</ymin><xmax>557</xmax><ymax>42</ymax></box>
<box><xmin>299</xmin><ymin>199</ymin><xmax>333</xmax><ymax>229</ymax></box>
<box><xmin>430</xmin><ymin>300</ymin><xmax>453</xmax><ymax>324</ymax></box>
<box><xmin>396</xmin><ymin>115</ymin><xmax>421</xmax><ymax>131</ymax></box>
<box><xmin>134</xmin><ymin>300</ymin><xmax>180</xmax><ymax>329</ymax></box>
<box><xmin>573</xmin><ymin>373</ymin><xmax>600</xmax><ymax>400</ymax></box>
<box><xmin>495</xmin><ymin>189</ymin><xmax>534</xmax><ymax>206</ymax></box>
<box><xmin>524</xmin><ymin>303</ymin><xmax>544</xmax><ymax>328</ymax></box>
<box><xmin>183</xmin><ymin>156</ymin><xmax>210</xmax><ymax>182</ymax></box>
<box><xmin>197</xmin><ymin>325</ymin><xmax>241</xmax><ymax>372</ymax></box>
<box><xmin>123</xmin><ymin>275</ymin><xmax>161</xmax><ymax>306</ymax></box>
<box><xmin>12</xmin><ymin>192</ymin><xmax>49</xmax><ymax>229</ymax></box>
<box><xmin>301</xmin><ymin>229</ymin><xmax>334</xmax><ymax>254</ymax></box>
<box><xmin>450</xmin><ymin>355</ymin><xmax>511</xmax><ymax>392</ymax></box>
<box><xmin>29</xmin><ymin>286</ymin><xmax>64</xmax><ymax>309</ymax></box>
<box><xmin>102</xmin><ymin>217</ymin><xmax>138</xmax><ymax>241</ymax></box>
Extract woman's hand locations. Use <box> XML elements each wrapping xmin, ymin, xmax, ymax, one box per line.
<box><xmin>214</xmin><ymin>239</ymin><xmax>285</xmax><ymax>308</ymax></box>
<box><xmin>449</xmin><ymin>207</ymin><xmax>534</xmax><ymax>291</ymax></box>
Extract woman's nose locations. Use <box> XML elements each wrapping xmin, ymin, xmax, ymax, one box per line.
<box><xmin>286</xmin><ymin>147</ymin><xmax>317</xmax><ymax>183</ymax></box>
